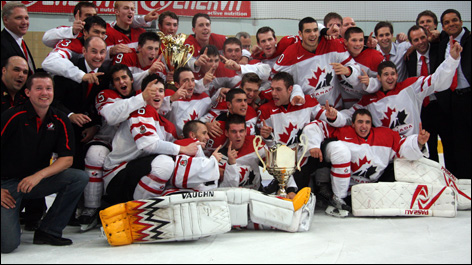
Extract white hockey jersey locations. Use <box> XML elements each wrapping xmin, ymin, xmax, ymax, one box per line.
<box><xmin>303</xmin><ymin>120</ymin><xmax>424</xmax><ymax>185</ymax></box>
<box><xmin>273</xmin><ymin>37</ymin><xmax>361</xmax><ymax>109</ymax></box>
<box><xmin>257</xmin><ymin>94</ymin><xmax>327</xmax><ymax>148</ymax></box>
<box><xmin>169</xmin><ymin>138</ymin><xmax>220</xmax><ymax>191</ymax></box>
<box><xmin>333</xmin><ymin>54</ymin><xmax>460</xmax><ymax>136</ymax></box>
<box><xmin>104</xmin><ymin>104</ymin><xmax>179</xmax><ymax>173</ymax></box>
<box><xmin>163</xmin><ymin>89</ymin><xmax>212</xmax><ymax>137</ymax></box>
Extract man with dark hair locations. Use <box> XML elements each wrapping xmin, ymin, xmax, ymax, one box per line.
<box><xmin>1</xmin><ymin>72</ymin><xmax>88</xmax><ymax>252</ymax></box>
<box><xmin>103</xmin><ymin>74</ymin><xmax>203</xmax><ymax>204</ymax></box>
<box><xmin>340</xmin><ymin>27</ymin><xmax>384</xmax><ymax>108</ymax></box>
<box><xmin>241</xmin><ymin>72</ymin><xmax>262</xmax><ymax>110</ymax></box>
<box><xmin>42</xmin><ymin>15</ymin><xmax>107</xmax><ymax>85</ymax></box>
<box><xmin>112</xmin><ymin>31</ymin><xmax>166</xmax><ymax>90</ymax></box>
<box><xmin>435</xmin><ymin>9</ymin><xmax>471</xmax><ymax>179</ymax></box>
<box><xmin>165</xmin><ymin>67</ymin><xmax>211</xmax><ymax>137</ymax></box>
<box><xmin>302</xmin><ymin>108</ymin><xmax>430</xmax><ymax>216</ymax></box>
<box><xmin>158</xmin><ymin>11</ymin><xmax>179</xmax><ymax>36</ymax></box>
<box><xmin>374</xmin><ymin>21</ymin><xmax>410</xmax><ymax>82</ymax></box>
<box><xmin>274</xmin><ymin>17</ymin><xmax>361</xmax><ymax>110</ymax></box>
<box><xmin>405</xmin><ymin>25</ymin><xmax>445</xmax><ymax>164</ymax></box>
<box><xmin>185</xmin><ymin>13</ymin><xmax>227</xmax><ymax>57</ymax></box>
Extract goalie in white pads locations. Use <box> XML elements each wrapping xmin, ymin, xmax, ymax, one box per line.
<box><xmin>100</xmin><ymin>187</ymin><xmax>315</xmax><ymax>246</ymax></box>
<box><xmin>302</xmin><ymin>108</ymin><xmax>429</xmax><ymax>217</ymax></box>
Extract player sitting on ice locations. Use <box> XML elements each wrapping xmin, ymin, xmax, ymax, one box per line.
<box><xmin>133</xmin><ymin>120</ymin><xmax>224</xmax><ymax>199</ymax></box>
<box><xmin>302</xmin><ymin>108</ymin><xmax>429</xmax><ymax>217</ymax></box>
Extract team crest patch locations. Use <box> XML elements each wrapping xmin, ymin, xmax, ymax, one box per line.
<box><xmin>179</xmin><ymin>159</ymin><xmax>187</xmax><ymax>167</ymax></box>
<box><xmin>47</xmin><ymin>123</ymin><xmax>55</xmax><ymax>130</ymax></box>
<box><xmin>140</xmin><ymin>125</ymin><xmax>147</xmax><ymax>134</ymax></box>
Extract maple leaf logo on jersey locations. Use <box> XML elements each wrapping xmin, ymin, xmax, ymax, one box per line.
<box><xmin>351</xmin><ymin>156</ymin><xmax>377</xmax><ymax>179</ymax></box>
<box><xmin>183</xmin><ymin>110</ymin><xmax>199</xmax><ymax>124</ymax></box>
<box><xmin>308</xmin><ymin>67</ymin><xmax>333</xmax><ymax>91</ymax></box>
<box><xmin>278</xmin><ymin>123</ymin><xmax>298</xmax><ymax>145</ymax></box>
<box><xmin>239</xmin><ymin>167</ymin><xmax>249</xmax><ymax>183</ymax></box>
<box><xmin>381</xmin><ymin>107</ymin><xmax>408</xmax><ymax>129</ymax></box>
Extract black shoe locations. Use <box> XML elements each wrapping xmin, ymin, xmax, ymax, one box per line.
<box><xmin>33</xmin><ymin>230</ymin><xmax>72</xmax><ymax>246</ymax></box>
<box><xmin>315</xmin><ymin>182</ymin><xmax>333</xmax><ymax>204</ymax></box>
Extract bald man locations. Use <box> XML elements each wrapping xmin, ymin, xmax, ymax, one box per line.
<box><xmin>1</xmin><ymin>56</ymin><xmax>28</xmax><ymax>113</ymax></box>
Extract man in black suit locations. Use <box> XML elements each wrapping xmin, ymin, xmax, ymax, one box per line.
<box><xmin>1</xmin><ymin>2</ymin><xmax>35</xmax><ymax>77</ymax></box>
<box><xmin>436</xmin><ymin>9</ymin><xmax>471</xmax><ymax>179</ymax></box>
<box><xmin>53</xmin><ymin>36</ymin><xmax>110</xmax><ymax>170</ymax></box>
<box><xmin>405</xmin><ymin>25</ymin><xmax>448</xmax><ymax>164</ymax></box>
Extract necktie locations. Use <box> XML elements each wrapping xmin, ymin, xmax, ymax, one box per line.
<box><xmin>450</xmin><ymin>40</ymin><xmax>458</xmax><ymax>92</ymax></box>
<box><xmin>86</xmin><ymin>70</ymin><xmax>94</xmax><ymax>99</ymax></box>
<box><xmin>420</xmin><ymin>56</ymin><xmax>430</xmax><ymax>107</ymax></box>
<box><xmin>21</xmin><ymin>40</ymin><xmax>28</xmax><ymax>62</ymax></box>
<box><xmin>384</xmin><ymin>54</ymin><xmax>391</xmax><ymax>61</ymax></box>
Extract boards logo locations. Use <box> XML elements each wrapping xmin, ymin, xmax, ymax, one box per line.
<box><xmin>409</xmin><ymin>185</ymin><xmax>447</xmax><ymax>210</ymax></box>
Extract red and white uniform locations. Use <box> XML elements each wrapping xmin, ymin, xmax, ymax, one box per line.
<box><xmin>257</xmin><ymin>94</ymin><xmax>327</xmax><ymax>148</ymax></box>
<box><xmin>103</xmin><ymin>104</ymin><xmax>179</xmax><ymax>190</ymax></box>
<box><xmin>163</xmin><ymin>89</ymin><xmax>211</xmax><ymax>137</ymax></box>
<box><xmin>340</xmin><ymin>48</ymin><xmax>384</xmax><ymax>108</ymax></box>
<box><xmin>184</xmin><ymin>33</ymin><xmax>227</xmax><ymax>57</ymax></box>
<box><xmin>105</xmin><ymin>24</ymin><xmax>145</xmax><ymax>54</ymax></box>
<box><xmin>218</xmin><ymin>135</ymin><xmax>297</xmax><ymax>191</ymax></box>
<box><xmin>333</xmin><ymin>54</ymin><xmax>460</xmax><ymax>137</ymax></box>
<box><xmin>113</xmin><ymin>51</ymin><xmax>167</xmax><ymax>90</ymax></box>
<box><xmin>303</xmin><ymin>120</ymin><xmax>424</xmax><ymax>191</ymax></box>
<box><xmin>169</xmin><ymin>138</ymin><xmax>220</xmax><ymax>191</ymax></box>
<box><xmin>200</xmin><ymin>104</ymin><xmax>257</xmax><ymax>155</ymax></box>
<box><xmin>273</xmin><ymin>37</ymin><xmax>361</xmax><ymax>110</ymax></box>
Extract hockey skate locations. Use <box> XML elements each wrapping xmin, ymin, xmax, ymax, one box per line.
<box><xmin>79</xmin><ymin>207</ymin><xmax>100</xmax><ymax>232</ymax></box>
<box><xmin>325</xmin><ymin>194</ymin><xmax>351</xmax><ymax>218</ymax></box>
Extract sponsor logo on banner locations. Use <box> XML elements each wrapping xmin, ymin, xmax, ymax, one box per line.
<box><xmin>2</xmin><ymin>1</ymin><xmax>251</xmax><ymax>17</ymax></box>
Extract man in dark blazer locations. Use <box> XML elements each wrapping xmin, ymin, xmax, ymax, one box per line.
<box><xmin>53</xmin><ymin>36</ymin><xmax>110</xmax><ymax>170</ymax></box>
<box><xmin>1</xmin><ymin>2</ymin><xmax>36</xmax><ymax>77</ymax></box>
<box><xmin>435</xmin><ymin>9</ymin><xmax>471</xmax><ymax>180</ymax></box>
<box><xmin>405</xmin><ymin>25</ymin><xmax>448</xmax><ymax>164</ymax></box>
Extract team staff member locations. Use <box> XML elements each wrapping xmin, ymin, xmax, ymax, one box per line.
<box><xmin>1</xmin><ymin>72</ymin><xmax>88</xmax><ymax>253</ymax></box>
<box><xmin>436</xmin><ymin>9</ymin><xmax>471</xmax><ymax>179</ymax></box>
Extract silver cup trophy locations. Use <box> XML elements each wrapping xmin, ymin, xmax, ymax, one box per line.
<box><xmin>157</xmin><ymin>32</ymin><xmax>194</xmax><ymax>85</ymax></box>
<box><xmin>253</xmin><ymin>134</ymin><xmax>308</xmax><ymax>197</ymax></box>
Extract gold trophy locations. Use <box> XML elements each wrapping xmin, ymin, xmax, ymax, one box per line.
<box><xmin>254</xmin><ymin>134</ymin><xmax>308</xmax><ymax>197</ymax></box>
<box><xmin>157</xmin><ymin>32</ymin><xmax>195</xmax><ymax>86</ymax></box>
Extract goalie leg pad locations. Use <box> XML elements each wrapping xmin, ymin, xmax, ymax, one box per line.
<box><xmin>394</xmin><ymin>158</ymin><xmax>471</xmax><ymax>210</ymax></box>
<box><xmin>84</xmin><ymin>145</ymin><xmax>110</xmax><ymax>208</ymax></box>
<box><xmin>100</xmin><ymin>191</ymin><xmax>232</xmax><ymax>246</ymax></box>
<box><xmin>351</xmin><ymin>182</ymin><xmax>457</xmax><ymax>217</ymax></box>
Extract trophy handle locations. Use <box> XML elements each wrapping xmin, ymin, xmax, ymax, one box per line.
<box><xmin>182</xmin><ymin>45</ymin><xmax>194</xmax><ymax>67</ymax></box>
<box><xmin>296</xmin><ymin>134</ymin><xmax>308</xmax><ymax>171</ymax></box>
<box><xmin>253</xmin><ymin>135</ymin><xmax>267</xmax><ymax>172</ymax></box>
